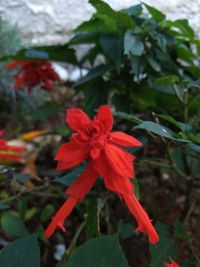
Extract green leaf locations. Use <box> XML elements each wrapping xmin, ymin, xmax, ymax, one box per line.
<box><xmin>66</xmin><ymin>235</ymin><xmax>129</xmax><ymax>267</ymax></box>
<box><xmin>1</xmin><ymin>45</ymin><xmax>77</xmax><ymax>64</ymax></box>
<box><xmin>134</xmin><ymin>121</ymin><xmax>175</xmax><ymax>139</ymax></box>
<box><xmin>0</xmin><ymin>234</ymin><xmax>40</xmax><ymax>267</ymax></box>
<box><xmin>89</xmin><ymin>0</ymin><xmax>116</xmax><ymax>18</ymax></box>
<box><xmin>117</xmin><ymin>220</ymin><xmax>134</xmax><ymax>239</ymax></box>
<box><xmin>100</xmin><ymin>34</ymin><xmax>122</xmax><ymax>70</ymax></box>
<box><xmin>167</xmin><ymin>19</ymin><xmax>194</xmax><ymax>38</ymax></box>
<box><xmin>125</xmin><ymin>4</ymin><xmax>142</xmax><ymax>16</ymax></box>
<box><xmin>75</xmin><ymin>64</ymin><xmax>115</xmax><ymax>86</ymax></box>
<box><xmin>40</xmin><ymin>204</ymin><xmax>55</xmax><ymax>223</ymax></box>
<box><xmin>55</xmin><ymin>165</ymin><xmax>85</xmax><ymax>186</ymax></box>
<box><xmin>156</xmin><ymin>114</ymin><xmax>193</xmax><ymax>133</ymax></box>
<box><xmin>170</xmin><ymin>148</ymin><xmax>188</xmax><ymax>176</ymax></box>
<box><xmin>150</xmin><ymin>223</ymin><xmax>177</xmax><ymax>267</ymax></box>
<box><xmin>147</xmin><ymin>56</ymin><xmax>161</xmax><ymax>72</ymax></box>
<box><xmin>69</xmin><ymin>32</ymin><xmax>99</xmax><ymax>45</ymax></box>
<box><xmin>83</xmin><ymin>81</ymin><xmax>109</xmax><ymax>116</ymax></box>
<box><xmin>124</xmin><ymin>30</ymin><xmax>144</xmax><ymax>56</ymax></box>
<box><xmin>143</xmin><ymin>3</ymin><xmax>165</xmax><ymax>22</ymax></box>
<box><xmin>1</xmin><ymin>212</ymin><xmax>29</xmax><ymax>238</ymax></box>
<box><xmin>173</xmin><ymin>219</ymin><xmax>189</xmax><ymax>241</ymax></box>
<box><xmin>113</xmin><ymin>111</ymin><xmax>142</xmax><ymax>124</ymax></box>
<box><xmin>177</xmin><ymin>44</ymin><xmax>194</xmax><ymax>65</ymax></box>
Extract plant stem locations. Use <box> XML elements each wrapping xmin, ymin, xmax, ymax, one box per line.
<box><xmin>57</xmin><ymin>221</ymin><xmax>86</xmax><ymax>267</ymax></box>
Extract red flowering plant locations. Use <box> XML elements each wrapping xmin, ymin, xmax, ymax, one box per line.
<box><xmin>45</xmin><ymin>105</ymin><xmax>159</xmax><ymax>245</ymax></box>
<box><xmin>6</xmin><ymin>60</ymin><xmax>60</xmax><ymax>93</ymax></box>
<box><xmin>164</xmin><ymin>259</ymin><xmax>180</xmax><ymax>267</ymax></box>
<box><xmin>0</xmin><ymin>130</ymin><xmax>26</xmax><ymax>163</ymax></box>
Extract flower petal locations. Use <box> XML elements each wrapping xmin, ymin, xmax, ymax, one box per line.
<box><xmin>123</xmin><ymin>194</ymin><xmax>159</xmax><ymax>245</ymax></box>
<box><xmin>96</xmin><ymin>105</ymin><xmax>113</xmax><ymax>133</ymax></box>
<box><xmin>45</xmin><ymin>196</ymin><xmax>78</xmax><ymax>238</ymax></box>
<box><xmin>111</xmin><ymin>131</ymin><xmax>142</xmax><ymax>147</ymax></box>
<box><xmin>164</xmin><ymin>260</ymin><xmax>180</xmax><ymax>267</ymax></box>
<box><xmin>66</xmin><ymin>108</ymin><xmax>91</xmax><ymax>132</ymax></box>
<box><xmin>93</xmin><ymin>154</ymin><xmax>134</xmax><ymax>196</ymax></box>
<box><xmin>66</xmin><ymin>162</ymin><xmax>98</xmax><ymax>199</ymax></box>
<box><xmin>104</xmin><ymin>144</ymin><xmax>134</xmax><ymax>178</ymax></box>
<box><xmin>55</xmin><ymin>140</ymin><xmax>89</xmax><ymax>171</ymax></box>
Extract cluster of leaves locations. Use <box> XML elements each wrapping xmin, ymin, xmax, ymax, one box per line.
<box><xmin>0</xmin><ymin>1</ymin><xmax>200</xmax><ymax>267</ymax></box>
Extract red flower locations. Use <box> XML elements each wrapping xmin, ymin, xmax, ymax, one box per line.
<box><xmin>45</xmin><ymin>106</ymin><xmax>159</xmax><ymax>244</ymax></box>
<box><xmin>6</xmin><ymin>60</ymin><xmax>60</xmax><ymax>93</ymax></box>
<box><xmin>0</xmin><ymin>130</ymin><xmax>26</xmax><ymax>162</ymax></box>
<box><xmin>164</xmin><ymin>259</ymin><xmax>180</xmax><ymax>267</ymax></box>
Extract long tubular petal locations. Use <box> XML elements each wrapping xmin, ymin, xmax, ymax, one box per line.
<box><xmin>104</xmin><ymin>144</ymin><xmax>134</xmax><ymax>178</ymax></box>
<box><xmin>96</xmin><ymin>105</ymin><xmax>113</xmax><ymax>133</ymax></box>
<box><xmin>93</xmin><ymin>155</ymin><xmax>134</xmax><ymax>196</ymax></box>
<box><xmin>66</xmin><ymin>108</ymin><xmax>91</xmax><ymax>132</ymax></box>
<box><xmin>55</xmin><ymin>140</ymin><xmax>89</xmax><ymax>171</ymax></box>
<box><xmin>44</xmin><ymin>196</ymin><xmax>78</xmax><ymax>238</ymax></box>
<box><xmin>66</xmin><ymin>162</ymin><xmax>98</xmax><ymax>199</ymax></box>
<box><xmin>111</xmin><ymin>131</ymin><xmax>142</xmax><ymax>147</ymax></box>
<box><xmin>123</xmin><ymin>194</ymin><xmax>159</xmax><ymax>245</ymax></box>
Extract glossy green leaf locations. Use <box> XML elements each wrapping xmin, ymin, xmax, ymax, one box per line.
<box><xmin>170</xmin><ymin>148</ymin><xmax>188</xmax><ymax>176</ymax></box>
<box><xmin>124</xmin><ymin>30</ymin><xmax>144</xmax><ymax>56</ymax></box>
<box><xmin>100</xmin><ymin>34</ymin><xmax>122</xmax><ymax>70</ymax></box>
<box><xmin>0</xmin><ymin>234</ymin><xmax>40</xmax><ymax>267</ymax></box>
<box><xmin>66</xmin><ymin>235</ymin><xmax>129</xmax><ymax>267</ymax></box>
<box><xmin>134</xmin><ymin>121</ymin><xmax>175</xmax><ymax>139</ymax></box>
<box><xmin>89</xmin><ymin>0</ymin><xmax>116</xmax><ymax>18</ymax></box>
<box><xmin>1</xmin><ymin>212</ymin><xmax>29</xmax><ymax>238</ymax></box>
<box><xmin>1</xmin><ymin>45</ymin><xmax>77</xmax><ymax>63</ymax></box>
<box><xmin>55</xmin><ymin>165</ymin><xmax>85</xmax><ymax>186</ymax></box>
<box><xmin>75</xmin><ymin>64</ymin><xmax>115</xmax><ymax>86</ymax></box>
<box><xmin>144</xmin><ymin>3</ymin><xmax>165</xmax><ymax>22</ymax></box>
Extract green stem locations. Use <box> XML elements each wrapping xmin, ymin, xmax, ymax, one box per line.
<box><xmin>57</xmin><ymin>221</ymin><xmax>86</xmax><ymax>267</ymax></box>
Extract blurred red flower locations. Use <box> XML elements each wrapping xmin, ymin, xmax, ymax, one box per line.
<box><xmin>0</xmin><ymin>130</ymin><xmax>26</xmax><ymax>162</ymax></box>
<box><xmin>45</xmin><ymin>106</ymin><xmax>159</xmax><ymax>244</ymax></box>
<box><xmin>6</xmin><ymin>60</ymin><xmax>60</xmax><ymax>93</ymax></box>
<box><xmin>164</xmin><ymin>259</ymin><xmax>180</xmax><ymax>267</ymax></box>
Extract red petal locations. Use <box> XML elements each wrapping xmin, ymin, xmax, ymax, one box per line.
<box><xmin>96</xmin><ymin>105</ymin><xmax>113</xmax><ymax>133</ymax></box>
<box><xmin>104</xmin><ymin>144</ymin><xmax>134</xmax><ymax>178</ymax></box>
<box><xmin>14</xmin><ymin>75</ymin><xmax>26</xmax><ymax>89</ymax></box>
<box><xmin>164</xmin><ymin>260</ymin><xmax>180</xmax><ymax>267</ymax></box>
<box><xmin>45</xmin><ymin>196</ymin><xmax>77</xmax><ymax>238</ymax></box>
<box><xmin>93</xmin><ymin>155</ymin><xmax>134</xmax><ymax>196</ymax></box>
<box><xmin>66</xmin><ymin>108</ymin><xmax>91</xmax><ymax>132</ymax></box>
<box><xmin>111</xmin><ymin>131</ymin><xmax>142</xmax><ymax>147</ymax></box>
<box><xmin>66</xmin><ymin>162</ymin><xmax>98</xmax><ymax>198</ymax></box>
<box><xmin>55</xmin><ymin>140</ymin><xmax>89</xmax><ymax>171</ymax></box>
<box><xmin>6</xmin><ymin>61</ymin><xmax>20</xmax><ymax>69</ymax></box>
<box><xmin>123</xmin><ymin>194</ymin><xmax>159</xmax><ymax>245</ymax></box>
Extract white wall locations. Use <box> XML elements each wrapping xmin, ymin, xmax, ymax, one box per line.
<box><xmin>0</xmin><ymin>0</ymin><xmax>199</xmax><ymax>46</ymax></box>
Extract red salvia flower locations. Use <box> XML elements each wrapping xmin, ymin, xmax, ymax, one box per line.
<box><xmin>6</xmin><ymin>60</ymin><xmax>60</xmax><ymax>93</ymax></box>
<box><xmin>45</xmin><ymin>106</ymin><xmax>159</xmax><ymax>244</ymax></box>
<box><xmin>0</xmin><ymin>130</ymin><xmax>26</xmax><ymax>162</ymax></box>
<box><xmin>164</xmin><ymin>259</ymin><xmax>180</xmax><ymax>267</ymax></box>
